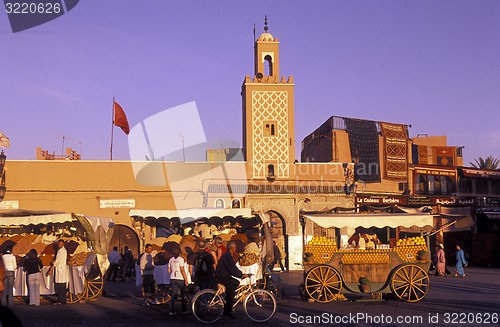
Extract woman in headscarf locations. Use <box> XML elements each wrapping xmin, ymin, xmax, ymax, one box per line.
<box><xmin>435</xmin><ymin>244</ymin><xmax>446</xmax><ymax>276</ymax></box>
<box><xmin>455</xmin><ymin>244</ymin><xmax>468</xmax><ymax>277</ymax></box>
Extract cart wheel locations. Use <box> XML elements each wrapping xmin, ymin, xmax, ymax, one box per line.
<box><xmin>305</xmin><ymin>265</ymin><xmax>342</xmax><ymax>303</ymax></box>
<box><xmin>66</xmin><ymin>289</ymin><xmax>85</xmax><ymax>304</ymax></box>
<box><xmin>84</xmin><ymin>264</ymin><xmax>104</xmax><ymax>300</ymax></box>
<box><xmin>391</xmin><ymin>264</ymin><xmax>429</xmax><ymax>302</ymax></box>
<box><xmin>156</xmin><ymin>284</ymin><xmax>172</xmax><ymax>304</ymax></box>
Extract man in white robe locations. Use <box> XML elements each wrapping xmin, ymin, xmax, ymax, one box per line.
<box><xmin>52</xmin><ymin>239</ymin><xmax>69</xmax><ymax>305</ymax></box>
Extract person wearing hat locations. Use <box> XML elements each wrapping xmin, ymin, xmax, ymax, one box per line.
<box><xmin>435</xmin><ymin>244</ymin><xmax>446</xmax><ymax>276</ymax></box>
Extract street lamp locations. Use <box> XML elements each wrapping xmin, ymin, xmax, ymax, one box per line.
<box><xmin>0</xmin><ymin>150</ymin><xmax>6</xmax><ymax>201</ymax></box>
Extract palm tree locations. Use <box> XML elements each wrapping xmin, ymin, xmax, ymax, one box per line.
<box><xmin>470</xmin><ymin>156</ymin><xmax>500</xmax><ymax>170</ymax></box>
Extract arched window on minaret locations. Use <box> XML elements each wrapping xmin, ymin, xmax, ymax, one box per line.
<box><xmin>264</xmin><ymin>54</ymin><xmax>273</xmax><ymax>76</ymax></box>
<box><xmin>268</xmin><ymin>164</ymin><xmax>275</xmax><ymax>177</ymax></box>
<box><xmin>270</xmin><ymin>124</ymin><xmax>275</xmax><ymax>136</ymax></box>
<box><xmin>265</xmin><ymin>124</ymin><xmax>270</xmax><ymax>136</ymax></box>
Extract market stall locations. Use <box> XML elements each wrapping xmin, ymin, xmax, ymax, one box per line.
<box><xmin>130</xmin><ymin>207</ymin><xmax>271</xmax><ymax>302</ymax></box>
<box><xmin>300</xmin><ymin>210</ymin><xmax>434</xmax><ymax>303</ymax></box>
<box><xmin>0</xmin><ymin>210</ymin><xmax>114</xmax><ymax>303</ymax></box>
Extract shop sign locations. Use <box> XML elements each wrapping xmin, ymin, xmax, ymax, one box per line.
<box><xmin>0</xmin><ymin>200</ymin><xmax>19</xmax><ymax>209</ymax></box>
<box><xmin>434</xmin><ymin>197</ymin><xmax>475</xmax><ymax>206</ymax></box>
<box><xmin>461</xmin><ymin>168</ymin><xmax>500</xmax><ymax>179</ymax></box>
<box><xmin>415</xmin><ymin>168</ymin><xmax>456</xmax><ymax>176</ymax></box>
<box><xmin>99</xmin><ymin>199</ymin><xmax>136</xmax><ymax>209</ymax></box>
<box><xmin>356</xmin><ymin>195</ymin><xmax>405</xmax><ymax>205</ymax></box>
<box><xmin>408</xmin><ymin>196</ymin><xmax>432</xmax><ymax>205</ymax></box>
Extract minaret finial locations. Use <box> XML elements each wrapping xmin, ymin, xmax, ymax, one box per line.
<box><xmin>264</xmin><ymin>15</ymin><xmax>268</xmax><ymax>32</ymax></box>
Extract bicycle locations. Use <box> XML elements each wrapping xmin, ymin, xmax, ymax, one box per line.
<box><xmin>256</xmin><ymin>266</ymin><xmax>283</xmax><ymax>300</ymax></box>
<box><xmin>191</xmin><ymin>275</ymin><xmax>277</xmax><ymax>323</ymax></box>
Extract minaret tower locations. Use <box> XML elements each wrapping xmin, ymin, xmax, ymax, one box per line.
<box><xmin>242</xmin><ymin>17</ymin><xmax>295</xmax><ymax>180</ymax></box>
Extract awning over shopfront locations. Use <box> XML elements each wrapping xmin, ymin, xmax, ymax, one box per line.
<box><xmin>439</xmin><ymin>214</ymin><xmax>474</xmax><ymax>232</ymax></box>
<box><xmin>301</xmin><ymin>212</ymin><xmax>434</xmax><ymax>229</ymax></box>
<box><xmin>0</xmin><ymin>209</ymin><xmax>74</xmax><ymax>226</ymax></box>
<box><xmin>129</xmin><ymin>208</ymin><xmax>253</xmax><ymax>225</ymax></box>
<box><xmin>458</xmin><ymin>168</ymin><xmax>500</xmax><ymax>179</ymax></box>
<box><xmin>438</xmin><ymin>206</ymin><xmax>474</xmax><ymax>231</ymax></box>
<box><xmin>479</xmin><ymin>210</ymin><xmax>500</xmax><ymax>220</ymax></box>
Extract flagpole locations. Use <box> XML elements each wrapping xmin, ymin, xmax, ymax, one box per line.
<box><xmin>110</xmin><ymin>97</ymin><xmax>115</xmax><ymax>160</ymax></box>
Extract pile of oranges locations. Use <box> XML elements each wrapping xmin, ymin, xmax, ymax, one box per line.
<box><xmin>394</xmin><ymin>237</ymin><xmax>428</xmax><ymax>262</ymax></box>
<box><xmin>396</xmin><ymin>236</ymin><xmax>427</xmax><ymax>247</ymax></box>
<box><xmin>305</xmin><ymin>236</ymin><xmax>337</xmax><ymax>264</ymax></box>
<box><xmin>341</xmin><ymin>251</ymin><xmax>390</xmax><ymax>264</ymax></box>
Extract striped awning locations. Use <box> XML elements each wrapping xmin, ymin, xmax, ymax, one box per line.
<box><xmin>129</xmin><ymin>208</ymin><xmax>253</xmax><ymax>225</ymax></box>
<box><xmin>301</xmin><ymin>212</ymin><xmax>433</xmax><ymax>229</ymax></box>
<box><xmin>0</xmin><ymin>209</ymin><xmax>74</xmax><ymax>226</ymax></box>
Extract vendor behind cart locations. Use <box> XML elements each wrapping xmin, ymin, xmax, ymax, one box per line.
<box><xmin>52</xmin><ymin>239</ymin><xmax>69</xmax><ymax>305</ymax></box>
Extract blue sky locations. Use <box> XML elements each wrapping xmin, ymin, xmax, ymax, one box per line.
<box><xmin>1</xmin><ymin>1</ymin><xmax>499</xmax><ymax>165</ymax></box>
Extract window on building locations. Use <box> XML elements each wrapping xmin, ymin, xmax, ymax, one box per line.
<box><xmin>492</xmin><ymin>180</ymin><xmax>500</xmax><ymax>195</ymax></box>
<box><xmin>231</xmin><ymin>199</ymin><xmax>241</xmax><ymax>208</ymax></box>
<box><xmin>415</xmin><ymin>174</ymin><xmax>456</xmax><ymax>195</ymax></box>
<box><xmin>444</xmin><ymin>176</ymin><xmax>456</xmax><ymax>194</ymax></box>
<box><xmin>476</xmin><ymin>179</ymin><xmax>489</xmax><ymax>194</ymax></box>
<box><xmin>263</xmin><ymin>121</ymin><xmax>278</xmax><ymax>137</ymax></box>
<box><xmin>215</xmin><ymin>199</ymin><xmax>225</xmax><ymax>208</ymax></box>
<box><xmin>268</xmin><ymin>164</ymin><xmax>275</xmax><ymax>177</ymax></box>
<box><xmin>415</xmin><ymin>174</ymin><xmax>428</xmax><ymax>194</ymax></box>
<box><xmin>459</xmin><ymin>177</ymin><xmax>473</xmax><ymax>193</ymax></box>
<box><xmin>264</xmin><ymin>54</ymin><xmax>273</xmax><ymax>76</ymax></box>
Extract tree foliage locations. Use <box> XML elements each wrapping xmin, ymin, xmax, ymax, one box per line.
<box><xmin>470</xmin><ymin>156</ymin><xmax>500</xmax><ymax>170</ymax></box>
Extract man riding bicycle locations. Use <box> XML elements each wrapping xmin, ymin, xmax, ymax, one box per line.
<box><xmin>214</xmin><ymin>240</ymin><xmax>251</xmax><ymax>319</ymax></box>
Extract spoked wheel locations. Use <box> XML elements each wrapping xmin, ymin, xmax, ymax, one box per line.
<box><xmin>256</xmin><ymin>277</ymin><xmax>266</xmax><ymax>290</ymax></box>
<box><xmin>192</xmin><ymin>289</ymin><xmax>225</xmax><ymax>324</ymax></box>
<box><xmin>244</xmin><ymin>289</ymin><xmax>277</xmax><ymax>323</ymax></box>
<box><xmin>391</xmin><ymin>264</ymin><xmax>430</xmax><ymax>302</ymax></box>
<box><xmin>84</xmin><ymin>263</ymin><xmax>104</xmax><ymax>300</ymax></box>
<box><xmin>305</xmin><ymin>265</ymin><xmax>342</xmax><ymax>303</ymax></box>
<box><xmin>155</xmin><ymin>284</ymin><xmax>172</xmax><ymax>304</ymax></box>
<box><xmin>66</xmin><ymin>289</ymin><xmax>85</xmax><ymax>304</ymax></box>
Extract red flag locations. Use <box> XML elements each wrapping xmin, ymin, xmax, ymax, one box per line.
<box><xmin>113</xmin><ymin>101</ymin><xmax>130</xmax><ymax>135</ymax></box>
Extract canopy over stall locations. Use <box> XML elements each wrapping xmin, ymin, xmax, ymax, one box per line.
<box><xmin>0</xmin><ymin>209</ymin><xmax>115</xmax><ymax>262</ymax></box>
<box><xmin>300</xmin><ymin>211</ymin><xmax>434</xmax><ymax>229</ymax></box>
<box><xmin>0</xmin><ymin>209</ymin><xmax>73</xmax><ymax>226</ymax></box>
<box><xmin>130</xmin><ymin>207</ymin><xmax>257</xmax><ymax>227</ymax></box>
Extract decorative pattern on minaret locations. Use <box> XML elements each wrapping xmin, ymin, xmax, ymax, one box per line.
<box><xmin>251</xmin><ymin>90</ymin><xmax>290</xmax><ymax>178</ymax></box>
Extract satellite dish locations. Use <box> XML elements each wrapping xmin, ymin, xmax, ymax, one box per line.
<box><xmin>256</xmin><ymin>72</ymin><xmax>263</xmax><ymax>79</ymax></box>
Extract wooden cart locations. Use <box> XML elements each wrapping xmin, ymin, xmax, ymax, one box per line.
<box><xmin>0</xmin><ymin>210</ymin><xmax>112</xmax><ymax>304</ymax></box>
<box><xmin>300</xmin><ymin>211</ymin><xmax>433</xmax><ymax>303</ymax></box>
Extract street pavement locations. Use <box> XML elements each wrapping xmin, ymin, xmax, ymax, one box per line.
<box><xmin>7</xmin><ymin>266</ymin><xmax>500</xmax><ymax>327</ymax></box>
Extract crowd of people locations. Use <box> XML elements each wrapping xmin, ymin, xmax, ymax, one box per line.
<box><xmin>135</xmin><ymin>237</ymin><xmax>251</xmax><ymax>318</ymax></box>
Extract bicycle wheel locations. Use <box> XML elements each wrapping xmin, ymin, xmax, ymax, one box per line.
<box><xmin>192</xmin><ymin>289</ymin><xmax>225</xmax><ymax>324</ymax></box>
<box><xmin>244</xmin><ymin>289</ymin><xmax>276</xmax><ymax>323</ymax></box>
